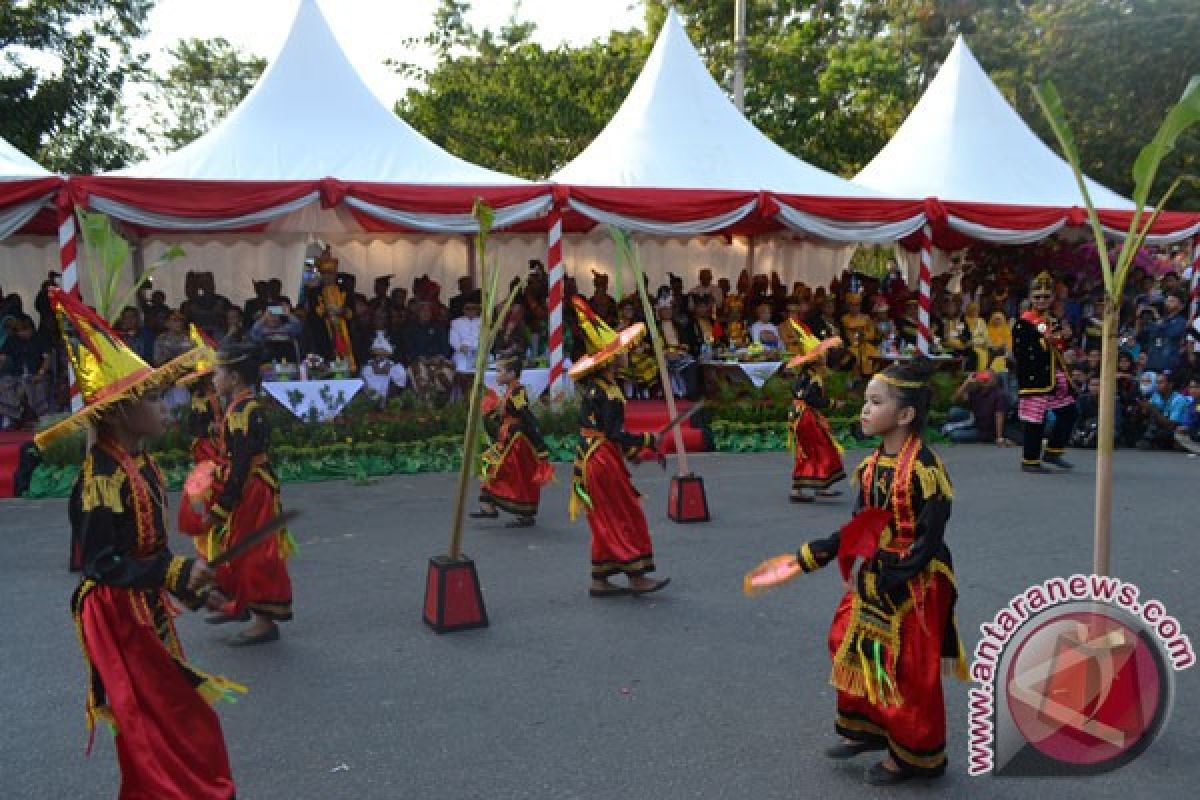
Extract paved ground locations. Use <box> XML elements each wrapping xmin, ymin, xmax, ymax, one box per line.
<box><xmin>3</xmin><ymin>445</ymin><xmax>1198</xmax><ymax>799</ymax></box>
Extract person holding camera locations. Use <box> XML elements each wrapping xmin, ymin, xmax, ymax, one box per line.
<box><xmin>941</xmin><ymin>370</ymin><xmax>1013</xmax><ymax>446</ymax></box>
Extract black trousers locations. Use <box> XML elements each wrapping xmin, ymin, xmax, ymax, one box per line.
<box><xmin>1023</xmin><ymin>403</ymin><xmax>1079</xmax><ymax>464</ymax></box>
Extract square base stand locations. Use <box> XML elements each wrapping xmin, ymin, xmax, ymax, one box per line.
<box><xmin>668</xmin><ymin>473</ymin><xmax>710</xmax><ymax>523</ymax></box>
<box><xmin>423</xmin><ymin>555</ymin><xmax>489</xmax><ymax>633</ymax></box>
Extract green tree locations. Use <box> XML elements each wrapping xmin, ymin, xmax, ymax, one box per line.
<box><xmin>394</xmin><ymin>2</ymin><xmax>648</xmax><ymax>179</ymax></box>
<box><xmin>139</xmin><ymin>37</ymin><xmax>266</xmax><ymax>152</ymax></box>
<box><xmin>0</xmin><ymin>0</ymin><xmax>152</xmax><ymax>172</ymax></box>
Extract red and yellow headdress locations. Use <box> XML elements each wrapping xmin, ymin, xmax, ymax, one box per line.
<box><xmin>34</xmin><ymin>289</ymin><xmax>204</xmax><ymax>449</ymax></box>
<box><xmin>568</xmin><ymin>296</ymin><xmax>646</xmax><ymax>380</ymax></box>
<box><xmin>785</xmin><ymin>322</ymin><xmax>843</xmax><ymax>370</ymax></box>
<box><xmin>177</xmin><ymin>324</ymin><xmax>219</xmax><ymax>387</ymax></box>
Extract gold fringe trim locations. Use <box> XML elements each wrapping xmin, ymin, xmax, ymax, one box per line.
<box><xmin>81</xmin><ymin>465</ymin><xmax>126</xmax><ymax>513</ymax></box>
<box><xmin>224</xmin><ymin>401</ymin><xmax>258</xmax><ymax>435</ymax></box>
<box><xmin>914</xmin><ymin>457</ymin><xmax>954</xmax><ymax>501</ymax></box>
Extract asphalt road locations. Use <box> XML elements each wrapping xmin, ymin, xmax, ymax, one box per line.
<box><xmin>2</xmin><ymin>446</ymin><xmax>1197</xmax><ymax>799</ymax></box>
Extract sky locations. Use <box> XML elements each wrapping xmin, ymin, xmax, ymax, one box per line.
<box><xmin>140</xmin><ymin>0</ymin><xmax>646</xmax><ymax>109</ymax></box>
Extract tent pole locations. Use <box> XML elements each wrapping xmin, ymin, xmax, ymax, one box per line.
<box><xmin>916</xmin><ymin>225</ymin><xmax>934</xmax><ymax>355</ymax></box>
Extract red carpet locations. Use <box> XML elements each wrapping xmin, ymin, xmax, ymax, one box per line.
<box><xmin>623</xmin><ymin>399</ymin><xmax>709</xmax><ymax>454</ymax></box>
<box><xmin>0</xmin><ymin>430</ymin><xmax>33</xmax><ymax>499</ymax></box>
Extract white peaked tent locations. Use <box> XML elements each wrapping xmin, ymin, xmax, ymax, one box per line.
<box><xmin>854</xmin><ymin>36</ymin><xmax>1200</xmax><ymax>245</ymax></box>
<box><xmin>0</xmin><ymin>137</ymin><xmax>58</xmax><ymax>241</ymax></box>
<box><xmin>552</xmin><ymin>9</ymin><xmax>920</xmax><ymax>244</ymax></box>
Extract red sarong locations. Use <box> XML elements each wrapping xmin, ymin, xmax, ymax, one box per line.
<box><xmin>214</xmin><ymin>471</ymin><xmax>293</xmax><ymax>620</ymax></box>
<box><xmin>827</xmin><ymin>568</ymin><xmax>957</xmax><ymax>776</ymax></box>
<box><xmin>790</xmin><ymin>409</ymin><xmax>846</xmax><ymax>491</ymax></box>
<box><xmin>581</xmin><ymin>439</ymin><xmax>656</xmax><ymax>578</ymax></box>
<box><xmin>191</xmin><ymin>436</ymin><xmax>221</xmax><ymax>465</ymax></box>
<box><xmin>78</xmin><ymin>585</ymin><xmax>236</xmax><ymax>800</ymax></box>
<box><xmin>480</xmin><ymin>433</ymin><xmax>551</xmax><ymax>517</ymax></box>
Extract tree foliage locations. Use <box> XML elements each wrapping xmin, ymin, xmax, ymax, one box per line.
<box><xmin>138</xmin><ymin>37</ymin><xmax>266</xmax><ymax>153</ymax></box>
<box><xmin>0</xmin><ymin>0</ymin><xmax>153</xmax><ymax>172</ymax></box>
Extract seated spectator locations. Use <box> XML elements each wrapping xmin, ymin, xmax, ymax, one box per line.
<box><xmin>250</xmin><ymin>302</ymin><xmax>303</xmax><ymax>363</ymax></box>
<box><xmin>153</xmin><ymin>310</ymin><xmax>193</xmax><ymax>366</ymax></box>
<box><xmin>1070</xmin><ymin>376</ymin><xmax>1104</xmax><ymax>449</ymax></box>
<box><xmin>0</xmin><ymin>314</ymin><xmax>51</xmax><ymax>430</ymax></box>
<box><xmin>360</xmin><ymin>331</ymin><xmax>407</xmax><ymax>407</ymax></box>
<box><xmin>492</xmin><ymin>304</ymin><xmax>528</xmax><ymax>358</ymax></box>
<box><xmin>223</xmin><ymin>307</ymin><xmax>246</xmax><ymax>342</ymax></box>
<box><xmin>1175</xmin><ymin>376</ymin><xmax>1200</xmax><ymax>454</ymax></box>
<box><xmin>749</xmin><ymin>302</ymin><xmax>782</xmax><ymax>350</ymax></box>
<box><xmin>941</xmin><ymin>370</ymin><xmax>1012</xmax><ymax>446</ymax></box>
<box><xmin>1138</xmin><ymin>371</ymin><xmax>1192</xmax><ymax>450</ymax></box>
<box><xmin>114</xmin><ymin>306</ymin><xmax>155</xmax><ymax>363</ymax></box>
<box><xmin>403</xmin><ymin>301</ymin><xmax>454</xmax><ymax>404</ymax></box>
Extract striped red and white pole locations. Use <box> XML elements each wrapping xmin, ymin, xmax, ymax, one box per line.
<box><xmin>916</xmin><ymin>223</ymin><xmax>934</xmax><ymax>356</ymax></box>
<box><xmin>57</xmin><ymin>198</ymin><xmax>83</xmax><ymax>411</ymax></box>
<box><xmin>545</xmin><ymin>209</ymin><xmax>566</xmax><ymax>393</ymax></box>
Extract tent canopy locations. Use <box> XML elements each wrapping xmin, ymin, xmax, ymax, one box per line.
<box><xmin>0</xmin><ymin>137</ymin><xmax>59</xmax><ymax>241</ymax></box>
<box><xmin>854</xmin><ymin>37</ymin><xmax>1199</xmax><ymax>246</ymax></box>
<box><xmin>72</xmin><ymin>0</ymin><xmax>550</xmax><ymax>235</ymax></box>
<box><xmin>552</xmin><ymin>10</ymin><xmax>919</xmax><ymax>241</ymax></box>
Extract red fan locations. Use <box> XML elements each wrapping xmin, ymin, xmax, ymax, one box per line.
<box><xmin>836</xmin><ymin>508</ymin><xmax>892</xmax><ymax>581</ymax></box>
<box><xmin>178</xmin><ymin>461</ymin><xmax>218</xmax><ymax>537</ymax></box>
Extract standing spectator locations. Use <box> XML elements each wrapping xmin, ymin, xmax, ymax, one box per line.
<box><xmin>689</xmin><ymin>268</ymin><xmax>724</xmax><ymax>309</ymax></box>
<box><xmin>447</xmin><ymin>276</ymin><xmax>474</xmax><ymax>321</ymax></box>
<box><xmin>114</xmin><ymin>306</ymin><xmax>156</xmax><ymax>363</ymax></box>
<box><xmin>941</xmin><ymin>370</ymin><xmax>1012</xmax><ymax>446</ymax></box>
<box><xmin>0</xmin><ymin>314</ymin><xmax>51</xmax><ymax>429</ymax></box>
<box><xmin>223</xmin><ymin>307</ymin><xmax>246</xmax><ymax>342</ymax></box>
<box><xmin>1175</xmin><ymin>376</ymin><xmax>1200</xmax><ymax>454</ymax></box>
<box><xmin>448</xmin><ymin>292</ymin><xmax>482</xmax><ymax>398</ymax></box>
<box><xmin>1142</xmin><ymin>291</ymin><xmax>1188</xmax><ymax>373</ymax></box>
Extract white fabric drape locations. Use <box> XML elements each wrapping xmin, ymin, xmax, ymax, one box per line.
<box><xmin>945</xmin><ymin>214</ymin><xmax>1067</xmax><ymax>245</ymax></box>
<box><xmin>567</xmin><ymin>197</ymin><xmax>759</xmax><ymax>236</ymax></box>
<box><xmin>0</xmin><ymin>195</ymin><xmax>52</xmax><ymax>241</ymax></box>
<box><xmin>90</xmin><ymin>192</ymin><xmax>321</xmax><ymax>231</ymax></box>
<box><xmin>773</xmin><ymin>202</ymin><xmax>926</xmax><ymax>244</ymax></box>
<box><xmin>345</xmin><ymin>193</ymin><xmax>553</xmax><ymax>234</ymax></box>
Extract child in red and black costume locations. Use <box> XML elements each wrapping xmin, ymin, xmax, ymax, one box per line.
<box><xmin>39</xmin><ymin>288</ymin><xmax>242</xmax><ymax>800</ymax></box>
<box><xmin>202</xmin><ymin>340</ymin><xmax>294</xmax><ymax>645</ymax></box>
<box><xmin>785</xmin><ymin>329</ymin><xmax>845</xmax><ymax>503</ymax></box>
<box><xmin>773</xmin><ymin>359</ymin><xmax>967</xmax><ymax>785</ymax></box>
<box><xmin>472</xmin><ymin>352</ymin><xmax>554</xmax><ymax>528</ymax></box>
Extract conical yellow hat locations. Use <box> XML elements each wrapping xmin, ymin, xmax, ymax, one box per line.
<box><xmin>34</xmin><ymin>289</ymin><xmax>204</xmax><ymax>449</ymax></box>
<box><xmin>785</xmin><ymin>319</ymin><xmax>843</xmax><ymax>369</ymax></box>
<box><xmin>570</xmin><ymin>295</ymin><xmax>619</xmax><ymax>354</ymax></box>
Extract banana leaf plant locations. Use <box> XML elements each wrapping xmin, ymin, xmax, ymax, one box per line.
<box><xmin>445</xmin><ymin>200</ymin><xmax>524</xmax><ymax>561</ymax></box>
<box><xmin>1032</xmin><ymin>76</ymin><xmax>1200</xmax><ymax>575</ymax></box>
<box><xmin>77</xmin><ymin>208</ymin><xmax>184</xmax><ymax>323</ymax></box>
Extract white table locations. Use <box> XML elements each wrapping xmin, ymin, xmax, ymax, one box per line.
<box><xmin>483</xmin><ymin>366</ymin><xmax>572</xmax><ymax>402</ymax></box>
<box><xmin>702</xmin><ymin>360</ymin><xmax>784</xmax><ymax>388</ymax></box>
<box><xmin>263</xmin><ymin>379</ymin><xmax>364</xmax><ymax>421</ymax></box>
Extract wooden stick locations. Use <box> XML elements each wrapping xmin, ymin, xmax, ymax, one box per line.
<box><xmin>612</xmin><ymin>228</ymin><xmax>689</xmax><ymax>476</ymax></box>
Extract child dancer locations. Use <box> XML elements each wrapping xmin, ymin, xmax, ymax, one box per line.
<box><xmin>785</xmin><ymin>329</ymin><xmax>845</xmax><ymax>503</ymax></box>
<box><xmin>471</xmin><ymin>352</ymin><xmax>554</xmax><ymax>528</ymax></box>
<box><xmin>749</xmin><ymin>359</ymin><xmax>966</xmax><ymax>785</ymax></box>
<box><xmin>37</xmin><ymin>289</ymin><xmax>242</xmax><ymax>800</ymax></box>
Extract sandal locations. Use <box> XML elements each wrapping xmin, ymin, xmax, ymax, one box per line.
<box><xmin>630</xmin><ymin>577</ymin><xmax>671</xmax><ymax>596</ymax></box>
<box><xmin>469</xmin><ymin>509</ymin><xmax>499</xmax><ymax>519</ymax></box>
<box><xmin>825</xmin><ymin>740</ymin><xmax>884</xmax><ymax>760</ymax></box>
<box><xmin>505</xmin><ymin>516</ymin><xmax>535</xmax><ymax>528</ymax></box>
<box><xmin>206</xmin><ymin>609</ymin><xmax>251</xmax><ymax>625</ymax></box>
<box><xmin>864</xmin><ymin>762</ymin><xmax>913</xmax><ymax>786</ymax></box>
<box><xmin>228</xmin><ymin>626</ymin><xmax>280</xmax><ymax>647</ymax></box>
<box><xmin>817</xmin><ymin>489</ymin><xmax>842</xmax><ymax>498</ymax></box>
<box><xmin>589</xmin><ymin>584</ymin><xmax>630</xmax><ymax>598</ymax></box>
<box><xmin>789</xmin><ymin>493</ymin><xmax>815</xmax><ymax>503</ymax></box>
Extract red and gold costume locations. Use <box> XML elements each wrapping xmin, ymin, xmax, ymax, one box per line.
<box><xmin>788</xmin><ymin>370</ymin><xmax>845</xmax><ymax>492</ymax></box>
<box><xmin>571</xmin><ymin>374</ymin><xmax>658</xmax><ymax>579</ymax></box>
<box><xmin>183</xmin><ymin>325</ymin><xmax>221</xmax><ymax>464</ymax></box>
<box><xmin>567</xmin><ymin>306</ymin><xmax>658</xmax><ymax>580</ymax></box>
<box><xmin>206</xmin><ymin>388</ymin><xmax>294</xmax><ymax>620</ymax></box>
<box><xmin>795</xmin><ymin>436</ymin><xmax>967</xmax><ymax>777</ymax></box>
<box><xmin>36</xmin><ymin>289</ymin><xmax>241</xmax><ymax>800</ymax></box>
<box><xmin>479</xmin><ymin>383</ymin><xmax>553</xmax><ymax>518</ymax></box>
<box><xmin>314</xmin><ymin>247</ymin><xmax>355</xmax><ymax>370</ymax></box>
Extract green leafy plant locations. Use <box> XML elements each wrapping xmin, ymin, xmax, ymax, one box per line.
<box><xmin>1033</xmin><ymin>75</ymin><xmax>1200</xmax><ymax>575</ymax></box>
<box><xmin>77</xmin><ymin>208</ymin><xmax>184</xmax><ymax>323</ymax></box>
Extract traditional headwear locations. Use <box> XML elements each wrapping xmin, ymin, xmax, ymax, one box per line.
<box><xmin>369</xmin><ymin>330</ymin><xmax>393</xmax><ymax>356</ymax></box>
<box><xmin>871</xmin><ymin>296</ymin><xmax>890</xmax><ymax>314</ymax></box>
<box><xmin>1029</xmin><ymin>270</ymin><xmax>1055</xmax><ymax>293</ymax></box>
<box><xmin>494</xmin><ymin>350</ymin><xmax>524</xmax><ymax>376</ymax></box>
<box><xmin>845</xmin><ymin>291</ymin><xmax>863</xmax><ymax>307</ymax></box>
<box><xmin>34</xmin><ymin>289</ymin><xmax>204</xmax><ymax>449</ymax></box>
<box><xmin>567</xmin><ymin>296</ymin><xmax>646</xmax><ymax>380</ymax></box>
<box><xmin>314</xmin><ymin>245</ymin><xmax>339</xmax><ymax>275</ymax></box>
